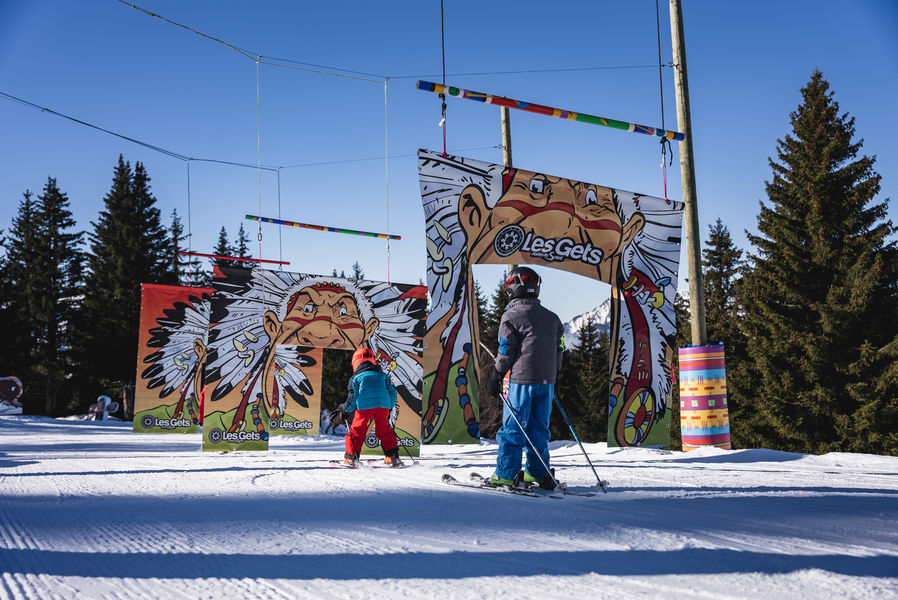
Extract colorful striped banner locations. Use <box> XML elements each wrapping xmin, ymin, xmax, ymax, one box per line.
<box><xmin>416</xmin><ymin>80</ymin><xmax>685</xmax><ymax>141</ymax></box>
<box><xmin>246</xmin><ymin>215</ymin><xmax>400</xmax><ymax>240</ymax></box>
<box><xmin>178</xmin><ymin>251</ymin><xmax>290</xmax><ymax>265</ymax></box>
<box><xmin>678</xmin><ymin>343</ymin><xmax>731</xmax><ymax>450</ymax></box>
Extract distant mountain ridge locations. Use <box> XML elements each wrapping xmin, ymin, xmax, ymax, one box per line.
<box><xmin>563</xmin><ymin>299</ymin><xmax>612</xmax><ymax>348</ymax></box>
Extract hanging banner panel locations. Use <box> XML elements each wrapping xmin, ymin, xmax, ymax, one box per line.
<box><xmin>134</xmin><ymin>284</ymin><xmax>214</xmax><ymax>434</ymax></box>
<box><xmin>204</xmin><ymin>267</ymin><xmax>425</xmax><ymax>455</ymax></box>
<box><xmin>268</xmin><ymin>345</ymin><xmax>323</xmax><ymax>436</ymax></box>
<box><xmin>418</xmin><ymin>149</ymin><xmax>683</xmax><ymax>447</ymax></box>
<box><xmin>679</xmin><ymin>343</ymin><xmax>731</xmax><ymax>450</ymax></box>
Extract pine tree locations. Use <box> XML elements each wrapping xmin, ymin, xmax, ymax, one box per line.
<box><xmin>320</xmin><ymin>262</ymin><xmax>366</xmax><ymax>414</ymax></box>
<box><xmin>554</xmin><ymin>316</ymin><xmax>609</xmax><ymax>442</ymax></box>
<box><xmin>0</xmin><ymin>227</ymin><xmax>12</xmax><ymax>374</ymax></box>
<box><xmin>702</xmin><ymin>218</ymin><xmax>744</xmax><ymax>347</ymax></box>
<box><xmin>700</xmin><ymin>219</ymin><xmax>752</xmax><ymax>448</ymax></box>
<box><xmin>169</xmin><ymin>209</ymin><xmax>205</xmax><ymax>286</ymax></box>
<box><xmin>212</xmin><ymin>226</ymin><xmax>235</xmax><ymax>271</ymax></box>
<box><xmin>478</xmin><ymin>272</ymin><xmax>509</xmax><ymax>438</ymax></box>
<box><xmin>349</xmin><ymin>261</ymin><xmax>364</xmax><ymax>282</ymax></box>
<box><xmin>481</xmin><ymin>271</ymin><xmax>510</xmax><ymax>359</ymax></box>
<box><xmin>668</xmin><ymin>291</ymin><xmax>691</xmax><ymax>450</ymax></box>
<box><xmin>132</xmin><ymin>162</ymin><xmax>175</xmax><ymax>285</ymax></box>
<box><xmin>3</xmin><ymin>191</ymin><xmax>41</xmax><ymax>405</ymax></box>
<box><xmin>3</xmin><ymin>181</ymin><xmax>84</xmax><ymax>414</ymax></box>
<box><xmin>80</xmin><ymin>157</ymin><xmax>174</xmax><ymax>417</ymax></box>
<box><xmin>233</xmin><ymin>222</ymin><xmax>252</xmax><ymax>267</ymax></box>
<box><xmin>320</xmin><ymin>348</ymin><xmax>352</xmax><ymax>414</ymax></box>
<box><xmin>846</xmin><ymin>333</ymin><xmax>898</xmax><ymax>455</ymax></box>
<box><xmin>739</xmin><ymin>71</ymin><xmax>897</xmax><ymax>454</ymax></box>
<box><xmin>33</xmin><ymin>178</ymin><xmax>84</xmax><ymax>415</ymax></box>
<box><xmin>472</xmin><ymin>278</ymin><xmax>503</xmax><ymax>438</ymax></box>
<box><xmin>581</xmin><ymin>331</ymin><xmax>611</xmax><ymax>442</ymax></box>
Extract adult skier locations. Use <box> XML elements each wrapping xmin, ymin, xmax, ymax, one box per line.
<box><xmin>486</xmin><ymin>266</ymin><xmax>564</xmax><ymax>489</ymax></box>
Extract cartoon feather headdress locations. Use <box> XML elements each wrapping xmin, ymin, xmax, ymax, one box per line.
<box><xmin>141</xmin><ymin>293</ymin><xmax>211</xmax><ymax>397</ymax></box>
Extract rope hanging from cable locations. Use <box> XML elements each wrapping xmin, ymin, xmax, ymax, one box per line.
<box><xmin>384</xmin><ymin>79</ymin><xmax>392</xmax><ymax>284</ymax></box>
<box><xmin>256</xmin><ymin>56</ymin><xmax>264</xmax><ymax>262</ymax></box>
<box><xmin>439</xmin><ymin>0</ymin><xmax>447</xmax><ymax>157</ymax></box>
<box><xmin>656</xmin><ymin>0</ymin><xmax>673</xmax><ymax>205</ymax></box>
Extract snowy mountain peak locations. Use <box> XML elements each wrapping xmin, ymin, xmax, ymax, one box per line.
<box><xmin>563</xmin><ymin>299</ymin><xmax>612</xmax><ymax>347</ymax></box>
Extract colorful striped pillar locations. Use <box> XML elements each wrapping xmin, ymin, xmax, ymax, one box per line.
<box><xmin>678</xmin><ymin>343</ymin><xmax>731</xmax><ymax>450</ymax></box>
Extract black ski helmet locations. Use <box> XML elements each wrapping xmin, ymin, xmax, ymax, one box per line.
<box><xmin>504</xmin><ymin>266</ymin><xmax>541</xmax><ymax>299</ymax></box>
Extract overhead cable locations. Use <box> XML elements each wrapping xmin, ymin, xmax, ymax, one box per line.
<box><xmin>1</xmin><ymin>89</ymin><xmax>498</xmax><ymax>172</ymax></box>
<box><xmin>117</xmin><ymin>1</ymin><xmax>666</xmax><ymax>84</ymax></box>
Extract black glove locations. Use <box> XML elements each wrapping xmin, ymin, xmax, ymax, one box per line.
<box><xmin>487</xmin><ymin>368</ymin><xmax>504</xmax><ymax>399</ymax></box>
<box><xmin>341</xmin><ymin>410</ymin><xmax>352</xmax><ymax>424</ymax></box>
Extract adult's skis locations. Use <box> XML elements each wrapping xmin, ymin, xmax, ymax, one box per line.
<box><xmin>441</xmin><ymin>472</ymin><xmax>548</xmax><ymax>498</ymax></box>
<box><xmin>441</xmin><ymin>472</ymin><xmax>597</xmax><ymax>498</ymax></box>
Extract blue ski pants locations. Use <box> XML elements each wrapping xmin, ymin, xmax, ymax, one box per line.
<box><xmin>495</xmin><ymin>382</ymin><xmax>553</xmax><ymax>480</ymax></box>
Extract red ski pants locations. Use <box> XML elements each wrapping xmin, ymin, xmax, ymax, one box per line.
<box><xmin>345</xmin><ymin>407</ymin><xmax>399</xmax><ymax>456</ymax></box>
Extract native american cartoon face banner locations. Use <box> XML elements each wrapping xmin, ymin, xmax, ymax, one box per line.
<box><xmin>203</xmin><ymin>267</ymin><xmax>426</xmax><ymax>453</ymax></box>
<box><xmin>134</xmin><ymin>284</ymin><xmax>214</xmax><ymax>433</ymax></box>
<box><xmin>418</xmin><ymin>149</ymin><xmax>683</xmax><ymax>447</ymax></box>
<box><xmin>268</xmin><ymin>344</ymin><xmax>323</xmax><ymax>436</ymax></box>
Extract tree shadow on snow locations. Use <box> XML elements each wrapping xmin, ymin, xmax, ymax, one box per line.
<box><xmin>1</xmin><ymin>546</ymin><xmax>895</xmax><ymax>580</ymax></box>
<box><xmin>666</xmin><ymin>449</ymin><xmax>806</xmax><ymax>464</ymax></box>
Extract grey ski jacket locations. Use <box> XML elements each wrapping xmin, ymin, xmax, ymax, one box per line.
<box><xmin>494</xmin><ymin>298</ymin><xmax>564</xmax><ymax>385</ymax></box>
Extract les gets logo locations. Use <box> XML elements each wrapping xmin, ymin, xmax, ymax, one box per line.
<box><xmin>493</xmin><ymin>224</ymin><xmax>603</xmax><ymax>265</ymax></box>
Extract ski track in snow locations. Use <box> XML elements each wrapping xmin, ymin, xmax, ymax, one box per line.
<box><xmin>1</xmin><ymin>416</ymin><xmax>897</xmax><ymax>599</ymax></box>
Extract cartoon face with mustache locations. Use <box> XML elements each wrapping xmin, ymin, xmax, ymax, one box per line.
<box><xmin>458</xmin><ymin>167</ymin><xmax>644</xmax><ymax>283</ymax></box>
<box><xmin>259</xmin><ymin>281</ymin><xmax>379</xmax><ymax>408</ymax></box>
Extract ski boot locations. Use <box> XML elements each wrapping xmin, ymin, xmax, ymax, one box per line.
<box><xmin>488</xmin><ymin>473</ymin><xmax>515</xmax><ymax>487</ymax></box>
<box><xmin>384</xmin><ymin>448</ymin><xmax>404</xmax><ymax>467</ymax></box>
<box><xmin>342</xmin><ymin>452</ymin><xmax>359</xmax><ymax>468</ymax></box>
<box><xmin>517</xmin><ymin>468</ymin><xmax>559</xmax><ymax>490</ymax></box>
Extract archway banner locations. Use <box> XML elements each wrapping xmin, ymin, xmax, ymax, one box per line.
<box><xmin>134</xmin><ymin>284</ymin><xmax>214</xmax><ymax>434</ymax></box>
<box><xmin>267</xmin><ymin>344</ymin><xmax>323</xmax><ymax>436</ymax></box>
<box><xmin>418</xmin><ymin>149</ymin><xmax>683</xmax><ymax>447</ymax></box>
<box><xmin>203</xmin><ymin>267</ymin><xmax>426</xmax><ymax>454</ymax></box>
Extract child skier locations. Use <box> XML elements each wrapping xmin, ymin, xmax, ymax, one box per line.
<box><xmin>486</xmin><ymin>266</ymin><xmax>564</xmax><ymax>489</ymax></box>
<box><xmin>340</xmin><ymin>347</ymin><xmax>403</xmax><ymax>467</ymax></box>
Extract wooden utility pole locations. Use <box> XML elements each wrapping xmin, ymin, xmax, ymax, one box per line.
<box><xmin>501</xmin><ymin>106</ymin><xmax>517</xmax><ymax>272</ymax></box>
<box><xmin>669</xmin><ymin>0</ymin><xmax>707</xmax><ymax>345</ymax></box>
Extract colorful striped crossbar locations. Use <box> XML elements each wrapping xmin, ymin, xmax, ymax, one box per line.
<box><xmin>416</xmin><ymin>80</ymin><xmax>685</xmax><ymax>141</ymax></box>
<box><xmin>246</xmin><ymin>214</ymin><xmax>400</xmax><ymax>240</ymax></box>
<box><xmin>178</xmin><ymin>251</ymin><xmax>290</xmax><ymax>265</ymax></box>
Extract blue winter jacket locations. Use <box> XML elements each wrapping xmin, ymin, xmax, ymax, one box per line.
<box><xmin>344</xmin><ymin>361</ymin><xmax>397</xmax><ymax>412</ymax></box>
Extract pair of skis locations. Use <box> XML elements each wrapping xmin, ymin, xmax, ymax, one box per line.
<box><xmin>441</xmin><ymin>472</ymin><xmax>597</xmax><ymax>499</ymax></box>
<box><xmin>329</xmin><ymin>458</ymin><xmax>409</xmax><ymax>469</ymax></box>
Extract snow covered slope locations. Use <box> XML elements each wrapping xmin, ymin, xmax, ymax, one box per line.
<box><xmin>563</xmin><ymin>299</ymin><xmax>612</xmax><ymax>347</ymax></box>
<box><xmin>1</xmin><ymin>416</ymin><xmax>897</xmax><ymax>599</ymax></box>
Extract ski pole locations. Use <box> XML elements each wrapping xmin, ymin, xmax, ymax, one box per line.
<box><xmin>498</xmin><ymin>391</ymin><xmax>564</xmax><ymax>492</ymax></box>
<box><xmin>388</xmin><ymin>402</ymin><xmax>418</xmax><ymax>465</ymax></box>
<box><xmin>553</xmin><ymin>393</ymin><xmax>608</xmax><ymax>493</ymax></box>
<box><xmin>400</xmin><ymin>441</ymin><xmax>419</xmax><ymax>465</ymax></box>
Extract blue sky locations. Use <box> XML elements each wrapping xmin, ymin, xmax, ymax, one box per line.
<box><xmin>1</xmin><ymin>1</ymin><xmax>896</xmax><ymax>323</ymax></box>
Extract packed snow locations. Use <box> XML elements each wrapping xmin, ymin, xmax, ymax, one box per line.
<box><xmin>1</xmin><ymin>416</ymin><xmax>897</xmax><ymax>599</ymax></box>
